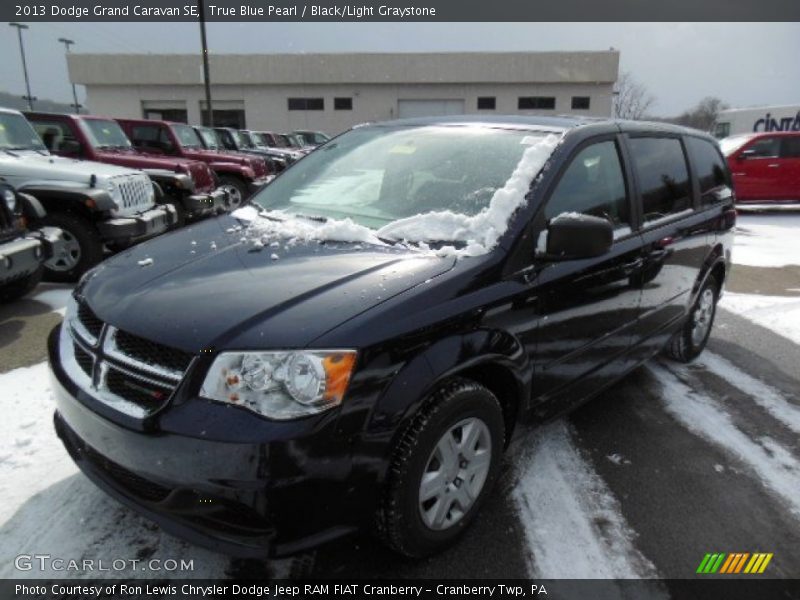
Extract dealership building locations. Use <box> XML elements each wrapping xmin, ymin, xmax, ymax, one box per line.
<box><xmin>67</xmin><ymin>51</ymin><xmax>620</xmax><ymax>134</ymax></box>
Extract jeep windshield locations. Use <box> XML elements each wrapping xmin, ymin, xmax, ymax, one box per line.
<box><xmin>80</xmin><ymin>119</ymin><xmax>134</xmax><ymax>150</ymax></box>
<box><xmin>195</xmin><ymin>127</ymin><xmax>221</xmax><ymax>150</ymax></box>
<box><xmin>0</xmin><ymin>112</ymin><xmax>48</xmax><ymax>152</ymax></box>
<box><xmin>251</xmin><ymin>124</ymin><xmax>556</xmax><ymax>236</ymax></box>
<box><xmin>171</xmin><ymin>124</ymin><xmax>203</xmax><ymax>149</ymax></box>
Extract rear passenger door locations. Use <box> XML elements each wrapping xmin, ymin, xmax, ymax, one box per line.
<box><xmin>625</xmin><ymin>135</ymin><xmax>713</xmax><ymax>356</ymax></box>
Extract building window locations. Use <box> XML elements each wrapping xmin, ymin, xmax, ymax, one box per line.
<box><xmin>518</xmin><ymin>97</ymin><xmax>556</xmax><ymax>110</ymax></box>
<box><xmin>477</xmin><ymin>97</ymin><xmax>496</xmax><ymax>110</ymax></box>
<box><xmin>144</xmin><ymin>109</ymin><xmax>188</xmax><ymax>123</ymax></box>
<box><xmin>571</xmin><ymin>96</ymin><xmax>591</xmax><ymax>110</ymax></box>
<box><xmin>288</xmin><ymin>98</ymin><xmax>325</xmax><ymax>111</ymax></box>
<box><xmin>201</xmin><ymin>110</ymin><xmax>246</xmax><ymax>128</ymax></box>
<box><xmin>334</xmin><ymin>97</ymin><xmax>353</xmax><ymax>110</ymax></box>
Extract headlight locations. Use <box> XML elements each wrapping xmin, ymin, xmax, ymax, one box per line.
<box><xmin>3</xmin><ymin>188</ymin><xmax>17</xmax><ymax>212</ymax></box>
<box><xmin>200</xmin><ymin>350</ymin><xmax>357</xmax><ymax>420</ymax></box>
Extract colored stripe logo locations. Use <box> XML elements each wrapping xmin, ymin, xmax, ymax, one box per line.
<box><xmin>696</xmin><ymin>552</ymin><xmax>773</xmax><ymax>574</ymax></box>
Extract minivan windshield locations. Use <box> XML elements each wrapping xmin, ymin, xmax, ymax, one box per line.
<box><xmin>0</xmin><ymin>112</ymin><xmax>48</xmax><ymax>151</ymax></box>
<box><xmin>81</xmin><ymin>119</ymin><xmax>133</xmax><ymax>149</ymax></box>
<box><xmin>252</xmin><ymin>125</ymin><xmax>556</xmax><ymax>234</ymax></box>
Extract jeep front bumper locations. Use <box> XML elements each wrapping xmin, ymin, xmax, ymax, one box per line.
<box><xmin>186</xmin><ymin>188</ymin><xmax>228</xmax><ymax>215</ymax></box>
<box><xmin>97</xmin><ymin>204</ymin><xmax>177</xmax><ymax>244</ymax></box>
<box><xmin>0</xmin><ymin>226</ymin><xmax>65</xmax><ymax>284</ymax></box>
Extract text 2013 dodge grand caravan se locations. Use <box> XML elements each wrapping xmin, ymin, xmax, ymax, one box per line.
<box><xmin>49</xmin><ymin>117</ymin><xmax>734</xmax><ymax>558</ymax></box>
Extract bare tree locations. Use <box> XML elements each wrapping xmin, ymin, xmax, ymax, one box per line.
<box><xmin>614</xmin><ymin>72</ymin><xmax>656</xmax><ymax>120</ymax></box>
<box><xmin>673</xmin><ymin>96</ymin><xmax>729</xmax><ymax>131</ymax></box>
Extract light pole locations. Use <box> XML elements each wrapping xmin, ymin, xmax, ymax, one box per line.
<box><xmin>197</xmin><ymin>0</ymin><xmax>214</xmax><ymax>126</ymax></box>
<box><xmin>58</xmin><ymin>37</ymin><xmax>82</xmax><ymax>114</ymax></box>
<box><xmin>9</xmin><ymin>22</ymin><xmax>35</xmax><ymax>110</ymax></box>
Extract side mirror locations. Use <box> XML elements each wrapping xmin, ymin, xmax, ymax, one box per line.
<box><xmin>545</xmin><ymin>213</ymin><xmax>613</xmax><ymax>260</ymax></box>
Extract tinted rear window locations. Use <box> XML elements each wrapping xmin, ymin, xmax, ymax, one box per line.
<box><xmin>781</xmin><ymin>136</ymin><xmax>800</xmax><ymax>158</ymax></box>
<box><xmin>629</xmin><ymin>137</ymin><xmax>691</xmax><ymax>224</ymax></box>
<box><xmin>686</xmin><ymin>137</ymin><xmax>730</xmax><ymax>205</ymax></box>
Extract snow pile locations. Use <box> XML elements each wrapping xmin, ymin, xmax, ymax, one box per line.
<box><xmin>733</xmin><ymin>214</ymin><xmax>800</xmax><ymax>267</ymax></box>
<box><xmin>376</xmin><ymin>134</ymin><xmax>561</xmax><ymax>257</ymax></box>
<box><xmin>231</xmin><ymin>133</ymin><xmax>561</xmax><ymax>258</ymax></box>
<box><xmin>720</xmin><ymin>292</ymin><xmax>800</xmax><ymax>346</ymax></box>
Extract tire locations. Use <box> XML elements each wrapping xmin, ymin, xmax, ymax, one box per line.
<box><xmin>665</xmin><ymin>273</ymin><xmax>719</xmax><ymax>363</ymax></box>
<box><xmin>165</xmin><ymin>199</ymin><xmax>187</xmax><ymax>229</ymax></box>
<box><xmin>0</xmin><ymin>266</ymin><xmax>43</xmax><ymax>302</ymax></box>
<box><xmin>218</xmin><ymin>176</ymin><xmax>249</xmax><ymax>210</ymax></box>
<box><xmin>377</xmin><ymin>378</ymin><xmax>505</xmax><ymax>558</ymax></box>
<box><xmin>40</xmin><ymin>213</ymin><xmax>104</xmax><ymax>283</ymax></box>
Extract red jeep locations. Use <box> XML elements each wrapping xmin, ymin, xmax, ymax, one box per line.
<box><xmin>26</xmin><ymin>112</ymin><xmax>228</xmax><ymax>226</ymax></box>
<box><xmin>721</xmin><ymin>131</ymin><xmax>800</xmax><ymax>207</ymax></box>
<box><xmin>117</xmin><ymin>119</ymin><xmax>272</xmax><ymax>209</ymax></box>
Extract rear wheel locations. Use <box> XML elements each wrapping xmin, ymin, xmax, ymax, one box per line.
<box><xmin>665</xmin><ymin>274</ymin><xmax>719</xmax><ymax>362</ymax></box>
<box><xmin>40</xmin><ymin>213</ymin><xmax>104</xmax><ymax>283</ymax></box>
<box><xmin>218</xmin><ymin>176</ymin><xmax>248</xmax><ymax>210</ymax></box>
<box><xmin>0</xmin><ymin>266</ymin><xmax>43</xmax><ymax>302</ymax></box>
<box><xmin>377</xmin><ymin>378</ymin><xmax>504</xmax><ymax>557</ymax></box>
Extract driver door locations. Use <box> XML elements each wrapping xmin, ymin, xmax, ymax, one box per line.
<box><xmin>530</xmin><ymin>136</ymin><xmax>644</xmax><ymax>414</ymax></box>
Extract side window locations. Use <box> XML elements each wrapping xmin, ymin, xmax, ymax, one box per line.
<box><xmin>544</xmin><ymin>140</ymin><xmax>630</xmax><ymax>230</ymax></box>
<box><xmin>131</xmin><ymin>125</ymin><xmax>174</xmax><ymax>154</ymax></box>
<box><xmin>628</xmin><ymin>137</ymin><xmax>691</xmax><ymax>224</ymax></box>
<box><xmin>746</xmin><ymin>137</ymin><xmax>780</xmax><ymax>158</ymax></box>
<box><xmin>686</xmin><ymin>137</ymin><xmax>731</xmax><ymax>206</ymax></box>
<box><xmin>780</xmin><ymin>136</ymin><xmax>800</xmax><ymax>159</ymax></box>
<box><xmin>31</xmin><ymin>120</ymin><xmax>78</xmax><ymax>153</ymax></box>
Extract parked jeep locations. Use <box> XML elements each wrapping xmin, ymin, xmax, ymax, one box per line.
<box><xmin>0</xmin><ymin>182</ymin><xmax>66</xmax><ymax>301</ymax></box>
<box><xmin>26</xmin><ymin>112</ymin><xmax>228</xmax><ymax>227</ymax></box>
<box><xmin>117</xmin><ymin>119</ymin><xmax>272</xmax><ymax>210</ymax></box>
<box><xmin>213</xmin><ymin>127</ymin><xmax>291</xmax><ymax>172</ymax></box>
<box><xmin>0</xmin><ymin>108</ymin><xmax>176</xmax><ymax>282</ymax></box>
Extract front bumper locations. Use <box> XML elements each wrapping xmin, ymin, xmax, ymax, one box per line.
<box><xmin>247</xmin><ymin>176</ymin><xmax>274</xmax><ymax>197</ymax></box>
<box><xmin>185</xmin><ymin>188</ymin><xmax>229</xmax><ymax>216</ymax></box>
<box><xmin>97</xmin><ymin>204</ymin><xmax>177</xmax><ymax>243</ymax></box>
<box><xmin>48</xmin><ymin>324</ymin><xmax>361</xmax><ymax>557</ymax></box>
<box><xmin>0</xmin><ymin>226</ymin><xmax>65</xmax><ymax>284</ymax></box>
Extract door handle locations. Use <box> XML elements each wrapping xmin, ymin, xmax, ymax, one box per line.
<box><xmin>767</xmin><ymin>164</ymin><xmax>780</xmax><ymax>168</ymax></box>
<box><xmin>622</xmin><ymin>258</ymin><xmax>644</xmax><ymax>274</ymax></box>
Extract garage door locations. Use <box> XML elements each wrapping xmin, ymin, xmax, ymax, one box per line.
<box><xmin>397</xmin><ymin>99</ymin><xmax>465</xmax><ymax>119</ymax></box>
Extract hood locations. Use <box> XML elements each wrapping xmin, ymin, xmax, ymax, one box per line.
<box><xmin>94</xmin><ymin>148</ymin><xmax>187</xmax><ymax>171</ymax></box>
<box><xmin>0</xmin><ymin>150</ymin><xmax>141</xmax><ymax>184</ymax></box>
<box><xmin>79</xmin><ymin>215</ymin><xmax>455</xmax><ymax>353</ymax></box>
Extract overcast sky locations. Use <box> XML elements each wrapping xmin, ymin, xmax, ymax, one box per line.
<box><xmin>1</xmin><ymin>22</ymin><xmax>798</xmax><ymax>115</ymax></box>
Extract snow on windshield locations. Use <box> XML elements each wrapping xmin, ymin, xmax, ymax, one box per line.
<box><xmin>233</xmin><ymin>132</ymin><xmax>562</xmax><ymax>258</ymax></box>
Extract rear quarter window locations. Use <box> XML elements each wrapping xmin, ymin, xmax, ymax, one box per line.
<box><xmin>686</xmin><ymin>137</ymin><xmax>731</xmax><ymax>206</ymax></box>
<box><xmin>781</xmin><ymin>136</ymin><xmax>800</xmax><ymax>158</ymax></box>
<box><xmin>628</xmin><ymin>137</ymin><xmax>692</xmax><ymax>225</ymax></box>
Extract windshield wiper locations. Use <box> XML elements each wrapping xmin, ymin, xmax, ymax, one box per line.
<box><xmin>293</xmin><ymin>213</ymin><xmax>328</xmax><ymax>223</ymax></box>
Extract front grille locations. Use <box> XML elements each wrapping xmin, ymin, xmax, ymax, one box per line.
<box><xmin>190</xmin><ymin>162</ymin><xmax>215</xmax><ymax>192</ymax></box>
<box><xmin>66</xmin><ymin>300</ymin><xmax>194</xmax><ymax>418</ymax></box>
<box><xmin>251</xmin><ymin>158</ymin><xmax>267</xmax><ymax>179</ymax></box>
<box><xmin>115</xmin><ymin>329</ymin><xmax>193</xmax><ymax>374</ymax></box>
<box><xmin>113</xmin><ymin>174</ymin><xmax>152</xmax><ymax>211</ymax></box>
<box><xmin>77</xmin><ymin>302</ymin><xmax>103</xmax><ymax>340</ymax></box>
<box><xmin>74</xmin><ymin>342</ymin><xmax>93</xmax><ymax>376</ymax></box>
<box><xmin>105</xmin><ymin>366</ymin><xmax>173</xmax><ymax>407</ymax></box>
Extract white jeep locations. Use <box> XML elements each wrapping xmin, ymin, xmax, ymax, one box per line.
<box><xmin>0</xmin><ymin>108</ymin><xmax>176</xmax><ymax>281</ymax></box>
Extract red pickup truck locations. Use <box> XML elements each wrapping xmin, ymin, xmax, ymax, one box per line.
<box><xmin>25</xmin><ymin>112</ymin><xmax>227</xmax><ymax>226</ymax></box>
<box><xmin>117</xmin><ymin>119</ymin><xmax>272</xmax><ymax>209</ymax></box>
<box><xmin>721</xmin><ymin>131</ymin><xmax>800</xmax><ymax>207</ymax></box>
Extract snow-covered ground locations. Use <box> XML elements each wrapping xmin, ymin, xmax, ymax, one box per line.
<box><xmin>720</xmin><ymin>213</ymin><xmax>800</xmax><ymax>346</ymax></box>
<box><xmin>731</xmin><ymin>213</ymin><xmax>800</xmax><ymax>268</ymax></box>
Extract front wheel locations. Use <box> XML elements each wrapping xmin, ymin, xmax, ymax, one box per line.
<box><xmin>378</xmin><ymin>378</ymin><xmax>505</xmax><ymax>558</ymax></box>
<box><xmin>218</xmin><ymin>176</ymin><xmax>248</xmax><ymax>211</ymax></box>
<box><xmin>665</xmin><ymin>273</ymin><xmax>719</xmax><ymax>362</ymax></box>
<box><xmin>40</xmin><ymin>213</ymin><xmax>104</xmax><ymax>283</ymax></box>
